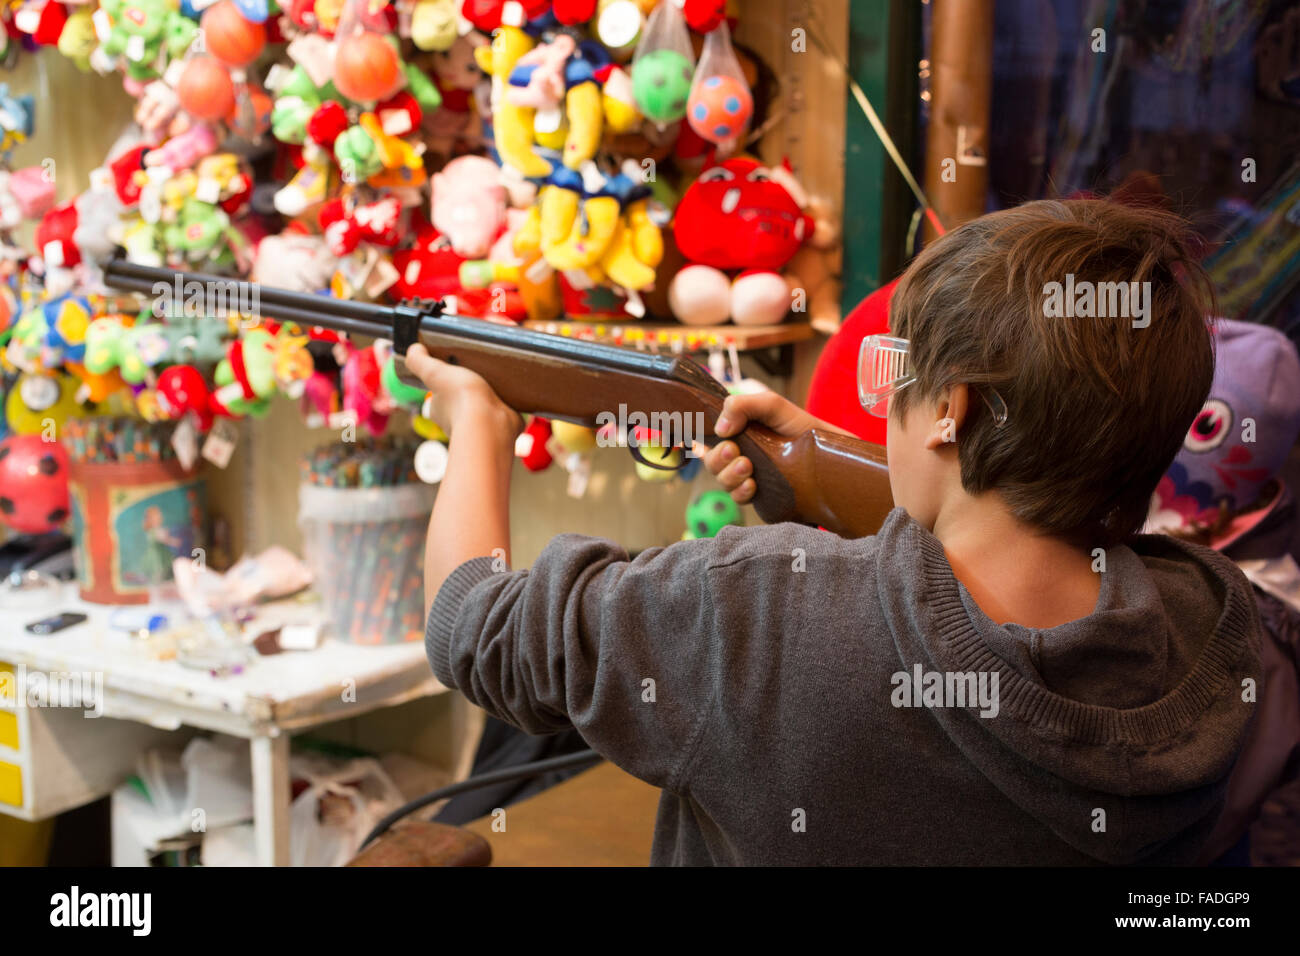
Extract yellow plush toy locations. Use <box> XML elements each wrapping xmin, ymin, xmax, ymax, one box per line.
<box><xmin>475</xmin><ymin>26</ymin><xmax>552</xmax><ymax>178</ymax></box>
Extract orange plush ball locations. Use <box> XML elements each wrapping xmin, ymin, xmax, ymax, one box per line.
<box><xmin>178</xmin><ymin>57</ymin><xmax>237</xmax><ymax>120</ymax></box>
<box><xmin>333</xmin><ymin>32</ymin><xmax>401</xmax><ymax>103</ymax></box>
<box><xmin>201</xmin><ymin>1</ymin><xmax>267</xmax><ymax>67</ymax></box>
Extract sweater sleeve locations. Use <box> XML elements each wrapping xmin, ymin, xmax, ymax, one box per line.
<box><xmin>425</xmin><ymin>534</ymin><xmax>720</xmax><ymax>791</ymax></box>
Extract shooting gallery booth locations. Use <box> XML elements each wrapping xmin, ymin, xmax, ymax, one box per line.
<box><xmin>0</xmin><ymin>0</ymin><xmax>1299</xmax><ymax>880</ymax></box>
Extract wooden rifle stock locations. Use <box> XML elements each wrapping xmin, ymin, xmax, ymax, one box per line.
<box><xmin>101</xmin><ymin>259</ymin><xmax>894</xmax><ymax>537</ymax></box>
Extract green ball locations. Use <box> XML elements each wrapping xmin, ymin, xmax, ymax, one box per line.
<box><xmin>685</xmin><ymin>489</ymin><xmax>741</xmax><ymax>539</ymax></box>
<box><xmin>632</xmin><ymin>50</ymin><xmax>694</xmax><ymax>123</ymax></box>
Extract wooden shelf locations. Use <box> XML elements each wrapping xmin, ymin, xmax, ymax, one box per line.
<box><xmin>521</xmin><ymin>319</ymin><xmax>816</xmax><ymax>352</ymax></box>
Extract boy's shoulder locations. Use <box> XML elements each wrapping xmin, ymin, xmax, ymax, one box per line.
<box><xmin>704</xmin><ymin>515</ymin><xmax>888</xmax><ymax>571</ymax></box>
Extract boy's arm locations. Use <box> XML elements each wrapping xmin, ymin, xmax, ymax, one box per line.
<box><xmin>405</xmin><ymin>344</ymin><xmax>523</xmax><ymax>617</ymax></box>
<box><xmin>405</xmin><ymin>343</ymin><xmax>719</xmax><ymax>790</ymax></box>
<box><xmin>426</xmin><ymin>533</ymin><xmax>719</xmax><ymax>791</ymax></box>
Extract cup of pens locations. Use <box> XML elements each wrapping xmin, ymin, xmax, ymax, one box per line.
<box><xmin>62</xmin><ymin>417</ymin><xmax>206</xmax><ymax>605</ymax></box>
<box><xmin>297</xmin><ymin>438</ymin><xmax>434</xmax><ymax>645</ymax></box>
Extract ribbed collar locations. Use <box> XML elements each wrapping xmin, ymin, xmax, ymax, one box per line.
<box><xmin>873</xmin><ymin>507</ymin><xmax>1260</xmax><ymax>793</ymax></box>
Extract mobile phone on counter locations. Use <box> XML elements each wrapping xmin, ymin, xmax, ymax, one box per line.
<box><xmin>25</xmin><ymin>612</ymin><xmax>88</xmax><ymax>635</ymax></box>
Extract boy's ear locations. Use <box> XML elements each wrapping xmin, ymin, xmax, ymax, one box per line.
<box><xmin>923</xmin><ymin>385</ymin><xmax>972</xmax><ymax>450</ymax></box>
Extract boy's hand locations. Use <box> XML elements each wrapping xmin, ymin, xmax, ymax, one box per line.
<box><xmin>704</xmin><ymin>392</ymin><xmax>840</xmax><ymax>505</ymax></box>
<box><xmin>404</xmin><ymin>343</ymin><xmax>524</xmax><ymax>440</ymax></box>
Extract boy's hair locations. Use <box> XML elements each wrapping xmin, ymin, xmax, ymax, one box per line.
<box><xmin>889</xmin><ymin>199</ymin><xmax>1216</xmax><ymax>548</ymax></box>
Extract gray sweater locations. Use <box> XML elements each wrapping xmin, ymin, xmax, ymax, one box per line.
<box><xmin>426</xmin><ymin>507</ymin><xmax>1262</xmax><ymax>865</ymax></box>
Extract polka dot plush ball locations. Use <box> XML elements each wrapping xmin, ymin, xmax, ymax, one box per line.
<box><xmin>0</xmin><ymin>434</ymin><xmax>70</xmax><ymax>535</ymax></box>
<box><xmin>687</xmin><ymin>75</ymin><xmax>753</xmax><ymax>144</ymax></box>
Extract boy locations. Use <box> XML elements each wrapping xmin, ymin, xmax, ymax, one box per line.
<box><xmin>405</xmin><ymin>199</ymin><xmax>1262</xmax><ymax>865</ymax></box>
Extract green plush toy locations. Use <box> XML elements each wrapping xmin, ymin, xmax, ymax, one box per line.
<box><xmin>164</xmin><ymin>199</ymin><xmax>244</xmax><ymax>270</ymax></box>
<box><xmin>270</xmin><ymin>67</ymin><xmax>322</xmax><ymax>144</ymax></box>
<box><xmin>334</xmin><ymin>126</ymin><xmax>385</xmax><ymax>183</ymax></box>
<box><xmin>403</xmin><ymin>62</ymin><xmax>443</xmax><ymax>114</ymax></box>
<box><xmin>162</xmin><ymin>312</ymin><xmax>229</xmax><ymax>367</ymax></box>
<box><xmin>683</xmin><ymin>489</ymin><xmax>742</xmax><ymax>539</ymax></box>
<box><xmin>83</xmin><ymin>317</ymin><xmax>128</xmax><ymax>376</ymax></box>
<box><xmin>100</xmin><ymin>0</ymin><xmax>197</xmax><ymax>82</ymax></box>
<box><xmin>271</xmin><ymin>67</ymin><xmax>348</xmax><ymax>144</ymax></box>
<box><xmin>85</xmin><ymin>314</ymin><xmax>171</xmax><ymax>384</ymax></box>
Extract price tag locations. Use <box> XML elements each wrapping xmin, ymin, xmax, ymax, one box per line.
<box><xmin>195</xmin><ymin>177</ymin><xmax>222</xmax><ymax>204</ymax></box>
<box><xmin>172</xmin><ymin>414</ymin><xmax>200</xmax><ymax>471</ymax></box>
<box><xmin>201</xmin><ymin>419</ymin><xmax>240</xmax><ymax>469</ymax></box>
<box><xmin>92</xmin><ymin>8</ymin><xmax>113</xmax><ymax>43</ymax></box>
<box><xmin>565</xmin><ymin>453</ymin><xmax>591</xmax><ymax>499</ymax></box>
<box><xmin>381</xmin><ymin>107</ymin><xmax>414</xmax><ymax>137</ymax></box>
<box><xmin>162</xmin><ymin>59</ymin><xmax>186</xmax><ymax>89</ymax></box>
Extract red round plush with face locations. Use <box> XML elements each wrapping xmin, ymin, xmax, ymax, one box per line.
<box><xmin>673</xmin><ymin>159</ymin><xmax>813</xmax><ymax>272</ymax></box>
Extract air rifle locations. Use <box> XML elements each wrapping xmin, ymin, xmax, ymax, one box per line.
<box><xmin>101</xmin><ymin>259</ymin><xmax>893</xmax><ymax>538</ymax></box>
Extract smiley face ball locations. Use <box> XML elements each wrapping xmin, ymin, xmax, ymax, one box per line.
<box><xmin>687</xmin><ymin>75</ymin><xmax>752</xmax><ymax>144</ymax></box>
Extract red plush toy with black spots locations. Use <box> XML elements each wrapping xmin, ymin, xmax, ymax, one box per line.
<box><xmin>0</xmin><ymin>435</ymin><xmax>70</xmax><ymax>535</ymax></box>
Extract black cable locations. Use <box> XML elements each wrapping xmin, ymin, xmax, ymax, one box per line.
<box><xmin>360</xmin><ymin>749</ymin><xmax>604</xmax><ymax>849</ymax></box>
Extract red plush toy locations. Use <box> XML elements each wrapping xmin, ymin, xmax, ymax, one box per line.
<box><xmin>553</xmin><ymin>0</ymin><xmax>598</xmax><ymax>25</ymax></box>
<box><xmin>516</xmin><ymin>416</ymin><xmax>553</xmax><ymax>472</ymax></box>
<box><xmin>306</xmin><ymin>100</ymin><xmax>349</xmax><ymax>148</ymax></box>
<box><xmin>683</xmin><ymin>0</ymin><xmax>726</xmax><ymax>33</ymax></box>
<box><xmin>667</xmin><ymin>158</ymin><xmax>814</xmax><ymax>326</ymax></box>
<box><xmin>109</xmin><ymin>144</ymin><xmax>150</xmax><ymax>206</ymax></box>
<box><xmin>34</xmin><ymin>201</ymin><xmax>80</xmax><ymax>268</ymax></box>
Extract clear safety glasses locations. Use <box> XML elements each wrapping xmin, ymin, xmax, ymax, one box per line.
<box><xmin>857</xmin><ymin>334</ymin><xmax>1008</xmax><ymax>427</ymax></box>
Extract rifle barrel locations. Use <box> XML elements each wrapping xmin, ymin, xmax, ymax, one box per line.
<box><xmin>100</xmin><ymin>259</ymin><xmax>725</xmax><ymax>387</ymax></box>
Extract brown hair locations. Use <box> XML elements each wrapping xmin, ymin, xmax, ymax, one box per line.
<box><xmin>890</xmin><ymin>199</ymin><xmax>1216</xmax><ymax>548</ymax></box>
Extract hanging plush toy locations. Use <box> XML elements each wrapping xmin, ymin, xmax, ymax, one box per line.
<box><xmin>156</xmin><ymin>363</ymin><xmax>214</xmax><ymax>429</ymax></box>
<box><xmin>686</xmin><ymin>20</ymin><xmax>752</xmax><ymax>155</ymax></box>
<box><xmin>177</xmin><ymin>57</ymin><xmax>238</xmax><ymax>121</ymax></box>
<box><xmin>668</xmin><ymin>158</ymin><xmax>816</xmax><ymax>326</ymax></box>
<box><xmin>630</xmin><ymin>0</ymin><xmax>695</xmax><ymax>126</ymax></box>
<box><xmin>201</xmin><ymin>0</ymin><xmax>267</xmax><ymax>68</ymax></box>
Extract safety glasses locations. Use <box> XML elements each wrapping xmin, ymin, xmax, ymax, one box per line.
<box><xmin>857</xmin><ymin>334</ymin><xmax>1008</xmax><ymax>427</ymax></box>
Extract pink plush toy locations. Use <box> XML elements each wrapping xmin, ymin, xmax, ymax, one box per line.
<box><xmin>143</xmin><ymin>124</ymin><xmax>220</xmax><ymax>176</ymax></box>
<box><xmin>430</xmin><ymin>155</ymin><xmax>506</xmax><ymax>259</ymax></box>
<box><xmin>0</xmin><ymin>166</ymin><xmax>56</xmax><ymax>229</ymax></box>
<box><xmin>342</xmin><ymin>344</ymin><xmax>391</xmax><ymax>436</ymax></box>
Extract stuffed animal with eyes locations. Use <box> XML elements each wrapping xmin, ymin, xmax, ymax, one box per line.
<box><xmin>667</xmin><ymin>157</ymin><xmax>816</xmax><ymax>327</ymax></box>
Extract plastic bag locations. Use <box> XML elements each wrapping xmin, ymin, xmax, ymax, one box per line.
<box><xmin>686</xmin><ymin>20</ymin><xmax>752</xmax><ymax>155</ymax></box>
<box><xmin>288</xmin><ymin>756</ymin><xmax>407</xmax><ymax>867</ymax></box>
<box><xmin>631</xmin><ymin>0</ymin><xmax>696</xmax><ymax>126</ymax></box>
